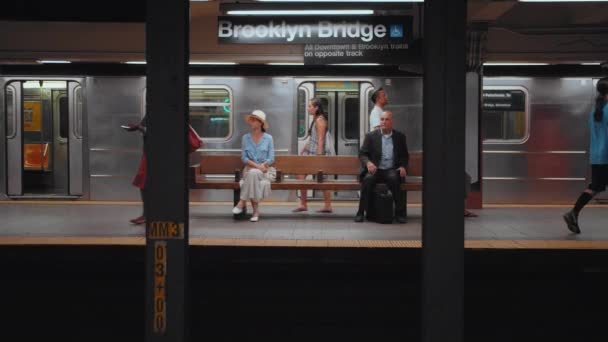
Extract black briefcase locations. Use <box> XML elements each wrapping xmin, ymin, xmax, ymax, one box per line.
<box><xmin>367</xmin><ymin>184</ymin><xmax>394</xmax><ymax>224</ymax></box>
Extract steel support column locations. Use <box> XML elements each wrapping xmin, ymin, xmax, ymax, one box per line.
<box><xmin>145</xmin><ymin>0</ymin><xmax>190</xmax><ymax>341</ymax></box>
<box><xmin>422</xmin><ymin>1</ymin><xmax>466</xmax><ymax>341</ymax></box>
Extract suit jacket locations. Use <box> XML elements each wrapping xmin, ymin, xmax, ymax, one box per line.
<box><xmin>359</xmin><ymin>129</ymin><xmax>409</xmax><ymax>179</ymax></box>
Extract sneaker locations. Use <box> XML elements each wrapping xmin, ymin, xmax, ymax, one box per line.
<box><xmin>563</xmin><ymin>211</ymin><xmax>581</xmax><ymax>234</ymax></box>
<box><xmin>232</xmin><ymin>206</ymin><xmax>244</xmax><ymax>214</ymax></box>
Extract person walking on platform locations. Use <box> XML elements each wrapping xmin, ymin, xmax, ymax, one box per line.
<box><xmin>355</xmin><ymin>111</ymin><xmax>409</xmax><ymax>223</ymax></box>
<box><xmin>293</xmin><ymin>98</ymin><xmax>334</xmax><ymax>214</ymax></box>
<box><xmin>232</xmin><ymin>110</ymin><xmax>275</xmax><ymax>222</ymax></box>
<box><xmin>369</xmin><ymin>87</ymin><xmax>388</xmax><ymax>131</ymax></box>
<box><xmin>564</xmin><ymin>77</ymin><xmax>608</xmax><ymax>234</ymax></box>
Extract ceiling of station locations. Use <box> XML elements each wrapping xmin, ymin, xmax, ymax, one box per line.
<box><xmin>3</xmin><ymin>0</ymin><xmax>608</xmax><ymax>27</ymax></box>
<box><xmin>468</xmin><ymin>0</ymin><xmax>608</xmax><ymax>64</ymax></box>
<box><xmin>1</xmin><ymin>0</ymin><xmax>607</xmax><ymax>65</ymax></box>
<box><xmin>1</xmin><ymin>0</ymin><xmax>145</xmax><ymax>22</ymax></box>
<box><xmin>470</xmin><ymin>0</ymin><xmax>608</xmax><ymax>30</ymax></box>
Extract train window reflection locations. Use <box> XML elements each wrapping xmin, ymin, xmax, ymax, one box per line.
<box><xmin>482</xmin><ymin>89</ymin><xmax>528</xmax><ymax>143</ymax></box>
<box><xmin>297</xmin><ymin>89</ymin><xmax>307</xmax><ymax>138</ymax></box>
<box><xmin>59</xmin><ymin>96</ymin><xmax>68</xmax><ymax>139</ymax></box>
<box><xmin>320</xmin><ymin>97</ymin><xmax>330</xmax><ymax>118</ymax></box>
<box><xmin>189</xmin><ymin>88</ymin><xmax>232</xmax><ymax>139</ymax></box>
<box><xmin>344</xmin><ymin>97</ymin><xmax>359</xmax><ymax>140</ymax></box>
<box><xmin>6</xmin><ymin>87</ymin><xmax>15</xmax><ymax>137</ymax></box>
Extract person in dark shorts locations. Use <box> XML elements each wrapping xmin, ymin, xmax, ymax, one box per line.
<box><xmin>563</xmin><ymin>77</ymin><xmax>608</xmax><ymax>234</ymax></box>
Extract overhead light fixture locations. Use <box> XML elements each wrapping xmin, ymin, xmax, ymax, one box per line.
<box><xmin>258</xmin><ymin>0</ymin><xmax>423</xmax><ymax>2</ymax></box>
<box><xmin>581</xmin><ymin>62</ymin><xmax>601</xmax><ymax>65</ymax></box>
<box><xmin>189</xmin><ymin>61</ymin><xmax>238</xmax><ymax>65</ymax></box>
<box><xmin>266</xmin><ymin>62</ymin><xmax>304</xmax><ymax>65</ymax></box>
<box><xmin>222</xmin><ymin>1</ymin><xmax>413</xmax><ymax>14</ymax></box>
<box><xmin>227</xmin><ymin>9</ymin><xmax>373</xmax><ymax>15</ymax></box>
<box><xmin>124</xmin><ymin>61</ymin><xmax>146</xmax><ymax>64</ymax></box>
<box><xmin>520</xmin><ymin>0</ymin><xmax>608</xmax><ymax>2</ymax></box>
<box><xmin>329</xmin><ymin>63</ymin><xmax>381</xmax><ymax>66</ymax></box>
<box><xmin>483</xmin><ymin>62</ymin><xmax>549</xmax><ymax>66</ymax></box>
<box><xmin>37</xmin><ymin>60</ymin><xmax>71</xmax><ymax>64</ymax></box>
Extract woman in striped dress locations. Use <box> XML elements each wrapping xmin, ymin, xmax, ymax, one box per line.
<box><xmin>292</xmin><ymin>98</ymin><xmax>333</xmax><ymax>213</ymax></box>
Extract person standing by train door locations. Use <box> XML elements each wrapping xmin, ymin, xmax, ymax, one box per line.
<box><xmin>563</xmin><ymin>77</ymin><xmax>608</xmax><ymax>234</ymax></box>
<box><xmin>369</xmin><ymin>87</ymin><xmax>388</xmax><ymax>131</ymax></box>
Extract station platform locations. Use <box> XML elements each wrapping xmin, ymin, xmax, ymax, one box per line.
<box><xmin>1</xmin><ymin>200</ymin><xmax>607</xmax><ymax>249</ymax></box>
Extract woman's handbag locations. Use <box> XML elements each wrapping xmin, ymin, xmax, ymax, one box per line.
<box><xmin>188</xmin><ymin>124</ymin><xmax>203</xmax><ymax>153</ymax></box>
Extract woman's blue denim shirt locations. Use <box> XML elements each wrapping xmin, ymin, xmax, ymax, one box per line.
<box><xmin>241</xmin><ymin>132</ymin><xmax>275</xmax><ymax>165</ymax></box>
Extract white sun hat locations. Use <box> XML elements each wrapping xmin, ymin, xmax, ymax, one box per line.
<box><xmin>245</xmin><ymin>109</ymin><xmax>268</xmax><ymax>130</ymax></box>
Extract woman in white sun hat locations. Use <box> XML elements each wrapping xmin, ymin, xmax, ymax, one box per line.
<box><xmin>232</xmin><ymin>110</ymin><xmax>276</xmax><ymax>222</ymax></box>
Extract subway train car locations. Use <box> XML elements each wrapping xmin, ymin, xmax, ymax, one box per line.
<box><xmin>0</xmin><ymin>71</ymin><xmax>422</xmax><ymax>203</ymax></box>
<box><xmin>482</xmin><ymin>76</ymin><xmax>605</xmax><ymax>204</ymax></box>
<box><xmin>0</xmin><ymin>67</ymin><xmax>605</xmax><ymax>204</ymax></box>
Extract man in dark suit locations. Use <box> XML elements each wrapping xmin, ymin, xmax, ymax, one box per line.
<box><xmin>355</xmin><ymin>111</ymin><xmax>409</xmax><ymax>223</ymax></box>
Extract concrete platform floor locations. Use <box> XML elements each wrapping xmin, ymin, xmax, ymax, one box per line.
<box><xmin>1</xmin><ymin>200</ymin><xmax>607</xmax><ymax>248</ymax></box>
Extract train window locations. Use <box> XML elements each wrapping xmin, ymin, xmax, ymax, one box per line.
<box><xmin>482</xmin><ymin>89</ymin><xmax>528</xmax><ymax>143</ymax></box>
<box><xmin>189</xmin><ymin>87</ymin><xmax>232</xmax><ymax>139</ymax></box>
<box><xmin>6</xmin><ymin>87</ymin><xmax>15</xmax><ymax>137</ymax></box>
<box><xmin>344</xmin><ymin>97</ymin><xmax>359</xmax><ymax>140</ymax></box>
<box><xmin>320</xmin><ymin>97</ymin><xmax>330</xmax><ymax>118</ymax></box>
<box><xmin>297</xmin><ymin>89</ymin><xmax>307</xmax><ymax>139</ymax></box>
<box><xmin>59</xmin><ymin>96</ymin><xmax>69</xmax><ymax>139</ymax></box>
<box><xmin>74</xmin><ymin>86</ymin><xmax>83</xmax><ymax>138</ymax></box>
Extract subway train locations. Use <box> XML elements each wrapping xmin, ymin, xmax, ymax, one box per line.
<box><xmin>1</xmin><ymin>65</ymin><xmax>606</xmax><ymax>204</ymax></box>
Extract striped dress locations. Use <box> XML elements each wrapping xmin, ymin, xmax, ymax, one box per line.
<box><xmin>303</xmin><ymin>117</ymin><xmax>327</xmax><ymax>156</ymax></box>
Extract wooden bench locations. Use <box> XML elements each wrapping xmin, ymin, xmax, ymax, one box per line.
<box><xmin>190</xmin><ymin>153</ymin><xmax>422</xmax><ymax>218</ymax></box>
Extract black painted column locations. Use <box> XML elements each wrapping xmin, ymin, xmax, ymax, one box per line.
<box><xmin>145</xmin><ymin>0</ymin><xmax>189</xmax><ymax>341</ymax></box>
<box><xmin>422</xmin><ymin>1</ymin><xmax>466</xmax><ymax>342</ymax></box>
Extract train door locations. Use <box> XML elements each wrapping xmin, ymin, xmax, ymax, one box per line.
<box><xmin>297</xmin><ymin>82</ymin><xmax>315</xmax><ymax>155</ymax></box>
<box><xmin>5</xmin><ymin>80</ymin><xmax>84</xmax><ymax>197</ymax></box>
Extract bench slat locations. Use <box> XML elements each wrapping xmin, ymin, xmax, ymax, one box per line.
<box><xmin>192</xmin><ymin>178</ymin><xmax>422</xmax><ymax>191</ymax></box>
<box><xmin>274</xmin><ymin>155</ymin><xmax>361</xmax><ymax>175</ymax></box>
<box><xmin>192</xmin><ymin>153</ymin><xmax>422</xmax><ymax>187</ymax></box>
<box><xmin>194</xmin><ymin>153</ymin><xmax>422</xmax><ymax>176</ymax></box>
<box><xmin>407</xmin><ymin>153</ymin><xmax>422</xmax><ymax>177</ymax></box>
<box><xmin>198</xmin><ymin>155</ymin><xmax>243</xmax><ymax>174</ymax></box>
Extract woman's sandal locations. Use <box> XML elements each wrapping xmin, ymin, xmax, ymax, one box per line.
<box><xmin>464</xmin><ymin>210</ymin><xmax>478</xmax><ymax>218</ymax></box>
<box><xmin>292</xmin><ymin>207</ymin><xmax>308</xmax><ymax>213</ymax></box>
<box><xmin>315</xmin><ymin>208</ymin><xmax>333</xmax><ymax>213</ymax></box>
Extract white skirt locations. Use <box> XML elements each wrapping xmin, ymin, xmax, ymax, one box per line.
<box><xmin>239</xmin><ymin>166</ymin><xmax>276</xmax><ymax>202</ymax></box>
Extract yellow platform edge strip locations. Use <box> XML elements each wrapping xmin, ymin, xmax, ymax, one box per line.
<box><xmin>1</xmin><ymin>237</ymin><xmax>608</xmax><ymax>250</ymax></box>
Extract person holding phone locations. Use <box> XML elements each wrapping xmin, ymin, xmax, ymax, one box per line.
<box><xmin>123</xmin><ymin>116</ymin><xmax>147</xmax><ymax>225</ymax></box>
